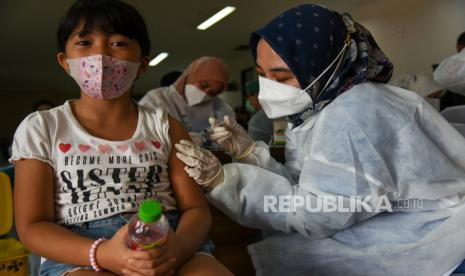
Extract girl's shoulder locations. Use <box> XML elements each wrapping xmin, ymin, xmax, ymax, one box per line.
<box><xmin>138</xmin><ymin>86</ymin><xmax>173</xmax><ymax>108</ymax></box>
<box><xmin>137</xmin><ymin>103</ymin><xmax>168</xmax><ymax>122</ymax></box>
<box><xmin>136</xmin><ymin>104</ymin><xmax>172</xmax><ymax>143</ymax></box>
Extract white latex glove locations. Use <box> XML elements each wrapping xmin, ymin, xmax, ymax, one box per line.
<box><xmin>188</xmin><ymin>132</ymin><xmax>205</xmax><ymax>146</ymax></box>
<box><xmin>209</xmin><ymin>116</ymin><xmax>255</xmax><ymax>160</ymax></box>
<box><xmin>175</xmin><ymin>140</ymin><xmax>224</xmax><ymax>191</ymax></box>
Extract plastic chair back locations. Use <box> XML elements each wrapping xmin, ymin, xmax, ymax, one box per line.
<box><xmin>0</xmin><ymin>172</ymin><xmax>13</xmax><ymax>236</ymax></box>
<box><xmin>441</xmin><ymin>105</ymin><xmax>465</xmax><ymax>124</ymax></box>
<box><xmin>452</xmin><ymin>124</ymin><xmax>465</xmax><ymax>137</ymax></box>
<box><xmin>0</xmin><ymin>165</ymin><xmax>14</xmax><ymax>188</ymax></box>
<box><xmin>0</xmin><ymin>172</ymin><xmax>29</xmax><ymax>276</ymax></box>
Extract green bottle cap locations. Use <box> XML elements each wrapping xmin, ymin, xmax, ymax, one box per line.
<box><xmin>138</xmin><ymin>200</ymin><xmax>162</xmax><ymax>223</ymax></box>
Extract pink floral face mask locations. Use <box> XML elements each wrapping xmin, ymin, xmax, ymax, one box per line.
<box><xmin>67</xmin><ymin>55</ymin><xmax>140</xmax><ymax>99</ymax></box>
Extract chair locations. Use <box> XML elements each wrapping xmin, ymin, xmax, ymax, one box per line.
<box><xmin>441</xmin><ymin>106</ymin><xmax>465</xmax><ymax>137</ymax></box>
<box><xmin>0</xmin><ymin>172</ymin><xmax>28</xmax><ymax>275</ymax></box>
<box><xmin>441</xmin><ymin>105</ymin><xmax>465</xmax><ymax>123</ymax></box>
<box><xmin>452</xmin><ymin>123</ymin><xmax>465</xmax><ymax>137</ymax></box>
<box><xmin>0</xmin><ymin>165</ymin><xmax>14</xmax><ymax>187</ymax></box>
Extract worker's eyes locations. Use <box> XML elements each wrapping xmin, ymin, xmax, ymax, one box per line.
<box><xmin>276</xmin><ymin>77</ymin><xmax>292</xmax><ymax>83</ymax></box>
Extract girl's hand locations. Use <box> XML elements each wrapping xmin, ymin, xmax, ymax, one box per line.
<box><xmin>123</xmin><ymin>230</ymin><xmax>179</xmax><ymax>276</ymax></box>
<box><xmin>96</xmin><ymin>225</ymin><xmax>177</xmax><ymax>275</ymax></box>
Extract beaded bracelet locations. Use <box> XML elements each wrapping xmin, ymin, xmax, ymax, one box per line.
<box><xmin>89</xmin><ymin>238</ymin><xmax>107</xmax><ymax>272</ymax></box>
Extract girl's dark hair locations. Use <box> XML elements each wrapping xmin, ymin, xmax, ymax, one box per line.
<box><xmin>57</xmin><ymin>0</ymin><xmax>151</xmax><ymax>57</ymax></box>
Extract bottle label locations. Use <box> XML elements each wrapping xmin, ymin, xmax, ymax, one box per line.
<box><xmin>128</xmin><ymin>237</ymin><xmax>168</xmax><ymax>251</ymax></box>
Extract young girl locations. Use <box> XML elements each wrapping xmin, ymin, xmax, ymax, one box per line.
<box><xmin>10</xmin><ymin>0</ymin><xmax>232</xmax><ymax>275</ymax></box>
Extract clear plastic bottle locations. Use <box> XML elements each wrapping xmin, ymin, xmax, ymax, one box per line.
<box><xmin>127</xmin><ymin>200</ymin><xmax>169</xmax><ymax>250</ymax></box>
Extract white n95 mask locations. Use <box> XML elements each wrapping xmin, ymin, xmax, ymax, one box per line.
<box><xmin>185</xmin><ymin>84</ymin><xmax>211</xmax><ymax>106</ymax></box>
<box><xmin>258</xmin><ymin>76</ymin><xmax>313</xmax><ymax>119</ymax></box>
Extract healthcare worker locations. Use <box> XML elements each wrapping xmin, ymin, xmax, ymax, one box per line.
<box><xmin>139</xmin><ymin>56</ymin><xmax>235</xmax><ymax>146</ymax></box>
<box><xmin>433</xmin><ymin>32</ymin><xmax>465</xmax><ymax>110</ymax></box>
<box><xmin>434</xmin><ymin>43</ymin><xmax>465</xmax><ymax>97</ymax></box>
<box><xmin>245</xmin><ymin>80</ymin><xmax>274</xmax><ymax>143</ymax></box>
<box><xmin>175</xmin><ymin>4</ymin><xmax>465</xmax><ymax>276</ymax></box>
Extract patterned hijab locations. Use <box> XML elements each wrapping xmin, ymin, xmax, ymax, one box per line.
<box><xmin>250</xmin><ymin>4</ymin><xmax>394</xmax><ymax>126</ymax></box>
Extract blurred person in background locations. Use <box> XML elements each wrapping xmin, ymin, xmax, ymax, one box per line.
<box><xmin>434</xmin><ymin>31</ymin><xmax>465</xmax><ymax>110</ymax></box>
<box><xmin>140</xmin><ymin>57</ymin><xmax>235</xmax><ymax>146</ymax></box>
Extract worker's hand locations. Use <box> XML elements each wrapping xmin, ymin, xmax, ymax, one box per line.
<box><xmin>209</xmin><ymin>116</ymin><xmax>255</xmax><ymax>160</ymax></box>
<box><xmin>175</xmin><ymin>140</ymin><xmax>224</xmax><ymax>191</ymax></box>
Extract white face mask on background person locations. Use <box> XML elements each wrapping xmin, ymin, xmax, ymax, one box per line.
<box><xmin>185</xmin><ymin>84</ymin><xmax>211</xmax><ymax>106</ymax></box>
<box><xmin>67</xmin><ymin>54</ymin><xmax>140</xmax><ymax>100</ymax></box>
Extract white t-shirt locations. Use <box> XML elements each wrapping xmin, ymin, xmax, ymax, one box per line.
<box><xmin>10</xmin><ymin>101</ymin><xmax>177</xmax><ymax>225</ymax></box>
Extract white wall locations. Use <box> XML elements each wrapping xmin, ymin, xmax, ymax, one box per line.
<box><xmin>348</xmin><ymin>0</ymin><xmax>465</xmax><ymax>78</ymax></box>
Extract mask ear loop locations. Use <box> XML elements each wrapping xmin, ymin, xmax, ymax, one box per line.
<box><xmin>301</xmin><ymin>41</ymin><xmax>348</xmax><ymax>96</ymax></box>
<box><xmin>314</xmin><ymin>38</ymin><xmax>350</xmax><ymax>101</ymax></box>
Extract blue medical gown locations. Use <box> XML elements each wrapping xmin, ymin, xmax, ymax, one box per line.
<box><xmin>207</xmin><ymin>82</ymin><xmax>465</xmax><ymax>275</ymax></box>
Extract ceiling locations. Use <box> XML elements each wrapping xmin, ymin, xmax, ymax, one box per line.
<box><xmin>0</xmin><ymin>0</ymin><xmax>374</xmax><ymax>95</ymax></box>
